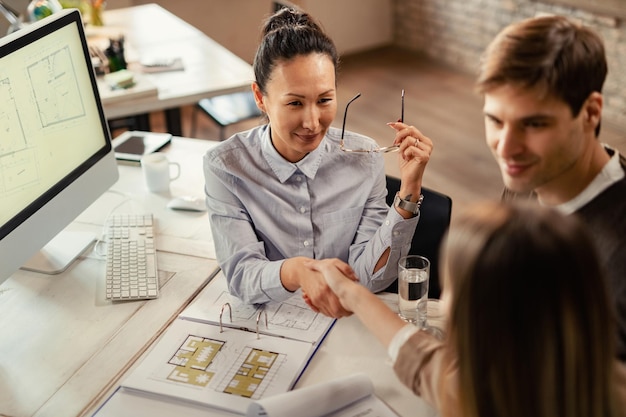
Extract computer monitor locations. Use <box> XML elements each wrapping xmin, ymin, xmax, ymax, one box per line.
<box><xmin>0</xmin><ymin>9</ymin><xmax>119</xmax><ymax>283</ymax></box>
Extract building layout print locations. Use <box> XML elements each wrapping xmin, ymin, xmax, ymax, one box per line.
<box><xmin>215</xmin><ymin>290</ymin><xmax>318</xmax><ymax>331</ymax></box>
<box><xmin>222</xmin><ymin>347</ymin><xmax>278</xmax><ymax>398</ymax></box>
<box><xmin>27</xmin><ymin>45</ymin><xmax>86</xmax><ymax>127</ymax></box>
<box><xmin>271</xmin><ymin>301</ymin><xmax>318</xmax><ymax>331</ymax></box>
<box><xmin>165</xmin><ymin>334</ymin><xmax>281</xmax><ymax>399</ymax></box>
<box><xmin>0</xmin><ymin>77</ymin><xmax>26</xmax><ymax>156</ymax></box>
<box><xmin>1</xmin><ymin>44</ymin><xmax>85</xmax><ymax>196</ymax></box>
<box><xmin>167</xmin><ymin>335</ymin><xmax>225</xmax><ymax>387</ymax></box>
<box><xmin>121</xmin><ymin>315</ymin><xmax>317</xmax><ymax>414</ymax></box>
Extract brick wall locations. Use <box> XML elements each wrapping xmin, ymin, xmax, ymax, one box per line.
<box><xmin>393</xmin><ymin>0</ymin><xmax>626</xmax><ymax>132</ymax></box>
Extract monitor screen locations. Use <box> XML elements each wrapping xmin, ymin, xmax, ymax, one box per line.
<box><xmin>0</xmin><ymin>9</ymin><xmax>119</xmax><ymax>283</ymax></box>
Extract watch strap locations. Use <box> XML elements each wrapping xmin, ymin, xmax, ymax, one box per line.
<box><xmin>394</xmin><ymin>192</ymin><xmax>424</xmax><ymax>215</ymax></box>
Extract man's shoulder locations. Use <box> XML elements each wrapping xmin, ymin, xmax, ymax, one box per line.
<box><xmin>577</xmin><ymin>176</ymin><xmax>626</xmax><ymax>226</ymax></box>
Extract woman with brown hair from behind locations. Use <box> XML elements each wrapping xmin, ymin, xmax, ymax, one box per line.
<box><xmin>310</xmin><ymin>201</ymin><xmax>626</xmax><ymax>417</ymax></box>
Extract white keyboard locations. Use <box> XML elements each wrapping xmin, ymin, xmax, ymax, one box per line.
<box><xmin>105</xmin><ymin>213</ymin><xmax>159</xmax><ymax>301</ymax></box>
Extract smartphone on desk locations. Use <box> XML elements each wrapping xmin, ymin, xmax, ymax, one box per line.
<box><xmin>112</xmin><ymin>131</ymin><xmax>173</xmax><ymax>163</ymax></box>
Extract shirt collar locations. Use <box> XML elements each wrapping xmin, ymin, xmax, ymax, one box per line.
<box><xmin>553</xmin><ymin>145</ymin><xmax>625</xmax><ymax>214</ymax></box>
<box><xmin>261</xmin><ymin>126</ymin><xmax>327</xmax><ymax>183</ymax></box>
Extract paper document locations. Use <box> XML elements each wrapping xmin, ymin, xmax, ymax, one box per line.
<box><xmin>121</xmin><ymin>318</ymin><xmax>315</xmax><ymax>415</ymax></box>
<box><xmin>180</xmin><ymin>271</ymin><xmax>335</xmax><ymax>345</ymax></box>
<box><xmin>96</xmin><ymin>71</ymin><xmax>158</xmax><ymax>105</ymax></box>
<box><xmin>247</xmin><ymin>373</ymin><xmax>400</xmax><ymax>417</ymax></box>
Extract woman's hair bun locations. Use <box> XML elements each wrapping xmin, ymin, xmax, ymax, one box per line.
<box><xmin>262</xmin><ymin>7</ymin><xmax>322</xmax><ymax>36</ymax></box>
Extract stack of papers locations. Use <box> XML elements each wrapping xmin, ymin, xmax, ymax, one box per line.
<box><xmin>96</xmin><ymin>71</ymin><xmax>158</xmax><ymax>105</ymax></box>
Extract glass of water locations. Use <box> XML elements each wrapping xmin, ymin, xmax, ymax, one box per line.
<box><xmin>398</xmin><ymin>255</ymin><xmax>430</xmax><ymax>325</ymax></box>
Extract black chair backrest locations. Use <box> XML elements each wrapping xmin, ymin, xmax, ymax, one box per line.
<box><xmin>384</xmin><ymin>176</ymin><xmax>452</xmax><ymax>298</ymax></box>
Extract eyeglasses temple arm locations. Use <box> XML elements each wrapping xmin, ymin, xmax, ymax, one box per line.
<box><xmin>342</xmin><ymin>93</ymin><xmax>362</xmax><ymax>139</ymax></box>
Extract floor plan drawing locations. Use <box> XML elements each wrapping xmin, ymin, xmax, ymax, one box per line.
<box><xmin>220</xmin><ymin>348</ymin><xmax>280</xmax><ymax>398</ymax></box>
<box><xmin>0</xmin><ymin>77</ymin><xmax>26</xmax><ymax>156</ymax></box>
<box><xmin>270</xmin><ymin>301</ymin><xmax>318</xmax><ymax>331</ymax></box>
<box><xmin>165</xmin><ymin>333</ymin><xmax>282</xmax><ymax>400</ymax></box>
<box><xmin>27</xmin><ymin>45</ymin><xmax>85</xmax><ymax>128</ymax></box>
<box><xmin>180</xmin><ymin>271</ymin><xmax>335</xmax><ymax>344</ymax></box>
<box><xmin>167</xmin><ymin>335</ymin><xmax>225</xmax><ymax>387</ymax></box>
<box><xmin>121</xmin><ymin>318</ymin><xmax>314</xmax><ymax>415</ymax></box>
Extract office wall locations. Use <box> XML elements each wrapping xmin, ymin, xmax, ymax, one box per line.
<box><xmin>106</xmin><ymin>0</ymin><xmax>391</xmax><ymax>63</ymax></box>
<box><xmin>392</xmin><ymin>0</ymin><xmax>626</xmax><ymax>132</ymax></box>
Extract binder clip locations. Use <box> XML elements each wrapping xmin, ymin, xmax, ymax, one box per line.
<box><xmin>219</xmin><ymin>302</ymin><xmax>232</xmax><ymax>333</ymax></box>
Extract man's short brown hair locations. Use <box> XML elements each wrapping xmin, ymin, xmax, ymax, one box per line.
<box><xmin>476</xmin><ymin>15</ymin><xmax>607</xmax><ymax>124</ymax></box>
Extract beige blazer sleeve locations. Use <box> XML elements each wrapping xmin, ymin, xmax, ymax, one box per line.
<box><xmin>393</xmin><ymin>331</ymin><xmax>460</xmax><ymax>413</ymax></box>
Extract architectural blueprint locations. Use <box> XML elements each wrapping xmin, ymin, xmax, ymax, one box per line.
<box><xmin>179</xmin><ymin>271</ymin><xmax>335</xmax><ymax>345</ymax></box>
<box><xmin>121</xmin><ymin>318</ymin><xmax>314</xmax><ymax>415</ymax></box>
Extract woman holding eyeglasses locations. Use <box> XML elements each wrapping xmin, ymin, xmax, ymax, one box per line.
<box><xmin>203</xmin><ymin>7</ymin><xmax>432</xmax><ymax>318</ymax></box>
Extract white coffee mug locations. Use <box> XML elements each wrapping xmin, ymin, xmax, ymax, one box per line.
<box><xmin>141</xmin><ymin>152</ymin><xmax>181</xmax><ymax>193</ymax></box>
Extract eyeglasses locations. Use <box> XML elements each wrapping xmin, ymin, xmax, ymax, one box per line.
<box><xmin>340</xmin><ymin>90</ymin><xmax>404</xmax><ymax>153</ymax></box>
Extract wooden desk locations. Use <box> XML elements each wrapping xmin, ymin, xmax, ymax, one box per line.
<box><xmin>90</xmin><ymin>4</ymin><xmax>255</xmax><ymax>135</ymax></box>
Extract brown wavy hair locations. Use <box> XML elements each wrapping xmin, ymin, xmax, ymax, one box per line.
<box><xmin>440</xmin><ymin>201</ymin><xmax>619</xmax><ymax>417</ymax></box>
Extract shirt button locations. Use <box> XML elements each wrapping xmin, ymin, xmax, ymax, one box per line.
<box><xmin>303</xmin><ymin>240</ymin><xmax>310</xmax><ymax>247</ymax></box>
<box><xmin>296</xmin><ymin>176</ymin><xmax>302</xmax><ymax>182</ymax></box>
<box><xmin>385</xmin><ymin>220</ymin><xmax>390</xmax><ymax>226</ymax></box>
<box><xmin>300</xmin><ymin>206</ymin><xmax>306</xmax><ymax>213</ymax></box>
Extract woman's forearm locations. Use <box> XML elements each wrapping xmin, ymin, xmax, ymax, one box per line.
<box><xmin>343</xmin><ymin>284</ymin><xmax>408</xmax><ymax>348</ymax></box>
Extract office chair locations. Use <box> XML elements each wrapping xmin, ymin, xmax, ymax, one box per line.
<box><xmin>190</xmin><ymin>90</ymin><xmax>263</xmax><ymax>140</ymax></box>
<box><xmin>384</xmin><ymin>175</ymin><xmax>452</xmax><ymax>299</ymax></box>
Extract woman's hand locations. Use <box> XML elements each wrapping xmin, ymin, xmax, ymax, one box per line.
<box><xmin>305</xmin><ymin>258</ymin><xmax>361</xmax><ymax>313</ymax></box>
<box><xmin>307</xmin><ymin>258</ymin><xmax>407</xmax><ymax>348</ymax></box>
<box><xmin>282</xmin><ymin>257</ymin><xmax>355</xmax><ymax>318</ymax></box>
<box><xmin>387</xmin><ymin>122</ymin><xmax>433</xmax><ymax>201</ymax></box>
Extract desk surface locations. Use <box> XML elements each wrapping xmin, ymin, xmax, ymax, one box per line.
<box><xmin>91</xmin><ymin>4</ymin><xmax>255</xmax><ymax>120</ymax></box>
<box><xmin>0</xmin><ymin>137</ymin><xmax>220</xmax><ymax>417</ymax></box>
<box><xmin>0</xmin><ymin>137</ymin><xmax>435</xmax><ymax>417</ymax></box>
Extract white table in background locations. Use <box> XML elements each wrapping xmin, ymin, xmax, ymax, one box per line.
<box><xmin>91</xmin><ymin>4</ymin><xmax>255</xmax><ymax>135</ymax></box>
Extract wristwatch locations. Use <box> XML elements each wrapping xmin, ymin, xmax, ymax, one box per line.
<box><xmin>394</xmin><ymin>192</ymin><xmax>424</xmax><ymax>215</ymax></box>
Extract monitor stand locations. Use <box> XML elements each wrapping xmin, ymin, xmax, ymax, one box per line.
<box><xmin>20</xmin><ymin>230</ymin><xmax>97</xmax><ymax>275</ymax></box>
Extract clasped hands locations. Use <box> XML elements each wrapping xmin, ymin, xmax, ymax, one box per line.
<box><xmin>290</xmin><ymin>257</ymin><xmax>362</xmax><ymax>318</ymax></box>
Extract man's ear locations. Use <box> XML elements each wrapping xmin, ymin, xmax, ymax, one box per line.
<box><xmin>583</xmin><ymin>91</ymin><xmax>603</xmax><ymax>132</ymax></box>
<box><xmin>252</xmin><ymin>83</ymin><xmax>265</xmax><ymax>113</ymax></box>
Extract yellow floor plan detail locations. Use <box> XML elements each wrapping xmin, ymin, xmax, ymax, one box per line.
<box><xmin>224</xmin><ymin>348</ymin><xmax>278</xmax><ymax>398</ymax></box>
<box><xmin>167</xmin><ymin>335</ymin><xmax>225</xmax><ymax>387</ymax></box>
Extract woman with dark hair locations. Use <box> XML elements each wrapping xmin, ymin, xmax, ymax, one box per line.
<box><xmin>204</xmin><ymin>7</ymin><xmax>433</xmax><ymax>318</ymax></box>
<box><xmin>310</xmin><ymin>200</ymin><xmax>626</xmax><ymax>417</ymax></box>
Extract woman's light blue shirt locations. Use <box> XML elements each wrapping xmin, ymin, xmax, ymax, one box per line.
<box><xmin>203</xmin><ymin>125</ymin><xmax>418</xmax><ymax>304</ymax></box>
